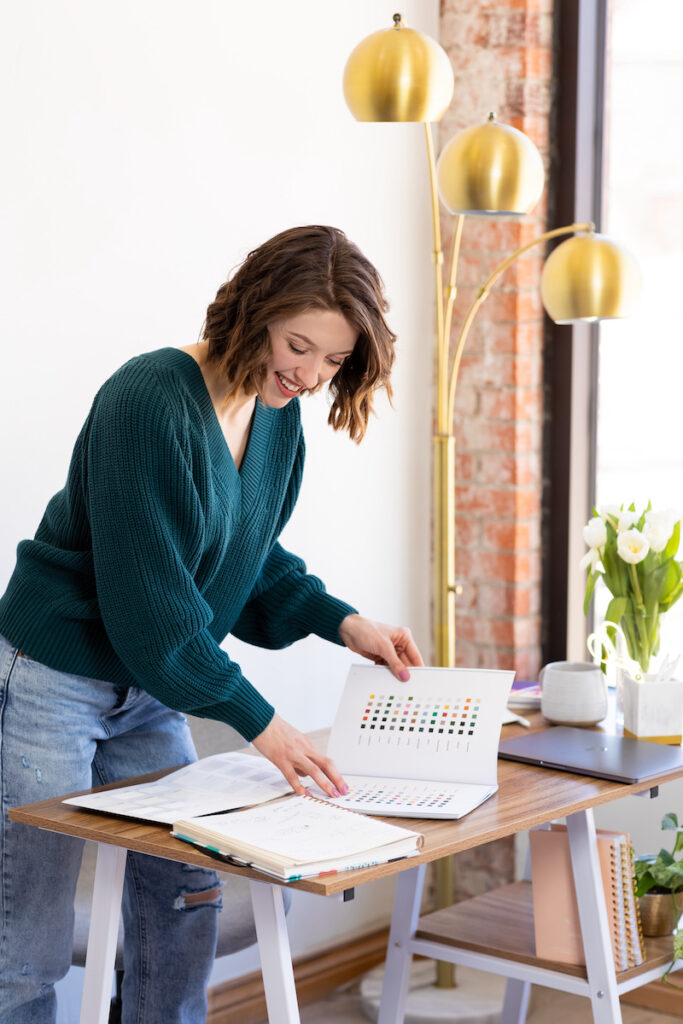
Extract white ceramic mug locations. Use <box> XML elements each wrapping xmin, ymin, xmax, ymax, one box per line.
<box><xmin>540</xmin><ymin>661</ymin><xmax>608</xmax><ymax>727</ymax></box>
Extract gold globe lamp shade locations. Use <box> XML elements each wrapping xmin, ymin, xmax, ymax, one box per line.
<box><xmin>343</xmin><ymin>13</ymin><xmax>454</xmax><ymax>123</ymax></box>
<box><xmin>540</xmin><ymin>233</ymin><xmax>642</xmax><ymax>324</ymax></box>
<box><xmin>437</xmin><ymin>114</ymin><xmax>545</xmax><ymax>215</ymax></box>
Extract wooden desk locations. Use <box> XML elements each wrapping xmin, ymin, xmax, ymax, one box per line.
<box><xmin>9</xmin><ymin>723</ymin><xmax>683</xmax><ymax>1024</ymax></box>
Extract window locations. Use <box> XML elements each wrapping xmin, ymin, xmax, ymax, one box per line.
<box><xmin>595</xmin><ymin>0</ymin><xmax>683</xmax><ymax>656</ymax></box>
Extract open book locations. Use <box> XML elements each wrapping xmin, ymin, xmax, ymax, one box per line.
<box><xmin>64</xmin><ymin>751</ymin><xmax>293</xmax><ymax>824</ymax></box>
<box><xmin>172</xmin><ymin>795</ymin><xmax>423</xmax><ymax>881</ymax></box>
<box><xmin>316</xmin><ymin>665</ymin><xmax>514</xmax><ymax>819</ymax></box>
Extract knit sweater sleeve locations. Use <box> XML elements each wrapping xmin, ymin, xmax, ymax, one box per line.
<box><xmin>84</xmin><ymin>371</ymin><xmax>274</xmax><ymax>741</ymax></box>
<box><xmin>231</xmin><ymin>542</ymin><xmax>357</xmax><ymax>649</ymax></box>
<box><xmin>231</xmin><ymin>433</ymin><xmax>357</xmax><ymax>650</ymax></box>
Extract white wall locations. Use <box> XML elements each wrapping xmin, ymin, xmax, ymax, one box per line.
<box><xmin>0</xmin><ymin>0</ymin><xmax>437</xmax><ymax>1006</ymax></box>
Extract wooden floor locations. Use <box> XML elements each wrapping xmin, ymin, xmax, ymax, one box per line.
<box><xmin>277</xmin><ymin>980</ymin><xmax>683</xmax><ymax>1023</ymax></box>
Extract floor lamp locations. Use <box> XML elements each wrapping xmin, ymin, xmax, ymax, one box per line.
<box><xmin>343</xmin><ymin>13</ymin><xmax>640</xmax><ymax>1007</ymax></box>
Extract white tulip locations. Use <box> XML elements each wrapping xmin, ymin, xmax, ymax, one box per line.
<box><xmin>644</xmin><ymin>509</ymin><xmax>677</xmax><ymax>552</ymax></box>
<box><xmin>583</xmin><ymin>517</ymin><xmax>607</xmax><ymax>549</ymax></box>
<box><xmin>580</xmin><ymin>548</ymin><xmax>605</xmax><ymax>573</ymax></box>
<box><xmin>598</xmin><ymin>503</ymin><xmax>620</xmax><ymax>522</ymax></box>
<box><xmin>617</xmin><ymin>528</ymin><xmax>650</xmax><ymax>564</ymax></box>
<box><xmin>645</xmin><ymin>524</ymin><xmax>671</xmax><ymax>553</ymax></box>
<box><xmin>617</xmin><ymin>509</ymin><xmax>639</xmax><ymax>532</ymax></box>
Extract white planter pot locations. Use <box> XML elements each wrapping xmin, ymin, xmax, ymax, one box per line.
<box><xmin>622</xmin><ymin>674</ymin><xmax>683</xmax><ymax>745</ymax></box>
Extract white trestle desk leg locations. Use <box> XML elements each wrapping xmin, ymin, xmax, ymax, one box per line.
<box><xmin>80</xmin><ymin>843</ymin><xmax>126</xmax><ymax>1024</ymax></box>
<box><xmin>378</xmin><ymin>864</ymin><xmax>426</xmax><ymax>1024</ymax></box>
<box><xmin>501</xmin><ymin>978</ymin><xmax>531</xmax><ymax>1024</ymax></box>
<box><xmin>249</xmin><ymin>880</ymin><xmax>301</xmax><ymax>1024</ymax></box>
<box><xmin>501</xmin><ymin>838</ymin><xmax>532</xmax><ymax>1024</ymax></box>
<box><xmin>566</xmin><ymin>809</ymin><xmax>622</xmax><ymax>1024</ymax></box>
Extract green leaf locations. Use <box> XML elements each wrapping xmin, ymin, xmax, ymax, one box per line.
<box><xmin>635</xmin><ymin>873</ymin><xmax>658</xmax><ymax>897</ymax></box>
<box><xmin>604</xmin><ymin>596</ymin><xmax>628</xmax><ymax>626</ymax></box>
<box><xmin>664</xmin><ymin>520</ymin><xmax>681</xmax><ymax>561</ymax></box>
<box><xmin>642</xmin><ymin>548</ymin><xmax>657</xmax><ymax>575</ymax></box>
<box><xmin>661</xmin><ymin>579</ymin><xmax>683</xmax><ymax>613</ymax></box>
<box><xmin>662</xmin><ymin>813</ymin><xmax>680</xmax><ymax>830</ymax></box>
<box><xmin>659</xmin><ymin>848</ymin><xmax>675</xmax><ymax>865</ymax></box>
<box><xmin>645</xmin><ymin>560</ymin><xmax>680</xmax><ymax>607</ymax></box>
<box><xmin>602</xmin><ymin>540</ymin><xmax>628</xmax><ymax>598</ymax></box>
<box><xmin>583</xmin><ymin>570</ymin><xmax>599</xmax><ymax>616</ymax></box>
<box><xmin>651</xmin><ymin>863</ymin><xmax>683</xmax><ymax>889</ymax></box>
<box><xmin>634</xmin><ymin>855</ymin><xmax>657</xmax><ymax>896</ymax></box>
<box><xmin>673</xmin><ymin>927</ymin><xmax>683</xmax><ymax>964</ymax></box>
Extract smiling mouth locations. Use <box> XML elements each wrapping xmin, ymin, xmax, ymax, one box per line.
<box><xmin>275</xmin><ymin>371</ymin><xmax>302</xmax><ymax>394</ymax></box>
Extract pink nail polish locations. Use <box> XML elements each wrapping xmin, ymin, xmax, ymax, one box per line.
<box><xmin>399</xmin><ymin>669</ymin><xmax>410</xmax><ymax>682</ymax></box>
<box><xmin>340</xmin><ymin>784</ymin><xmax>349</xmax><ymax>795</ymax></box>
<box><xmin>331</xmin><ymin>788</ymin><xmax>341</xmax><ymax>798</ymax></box>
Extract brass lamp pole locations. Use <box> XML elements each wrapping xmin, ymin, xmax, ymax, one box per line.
<box><xmin>344</xmin><ymin>12</ymin><xmax>640</xmax><ymax>996</ymax></box>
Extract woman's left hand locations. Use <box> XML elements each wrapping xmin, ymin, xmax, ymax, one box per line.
<box><xmin>338</xmin><ymin>614</ymin><xmax>424</xmax><ymax>682</ymax></box>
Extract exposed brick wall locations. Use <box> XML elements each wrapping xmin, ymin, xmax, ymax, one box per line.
<box><xmin>438</xmin><ymin>0</ymin><xmax>555</xmax><ymax>682</ymax></box>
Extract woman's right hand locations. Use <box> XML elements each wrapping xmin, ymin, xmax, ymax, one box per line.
<box><xmin>252</xmin><ymin>713</ymin><xmax>348</xmax><ymax>799</ymax></box>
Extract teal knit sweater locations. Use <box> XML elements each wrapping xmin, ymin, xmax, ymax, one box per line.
<box><xmin>0</xmin><ymin>348</ymin><xmax>356</xmax><ymax>740</ymax></box>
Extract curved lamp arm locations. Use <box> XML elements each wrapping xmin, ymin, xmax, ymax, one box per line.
<box><xmin>446</xmin><ymin>221</ymin><xmax>594</xmax><ymax>428</ymax></box>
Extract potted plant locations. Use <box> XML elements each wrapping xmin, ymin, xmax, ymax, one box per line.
<box><xmin>582</xmin><ymin>504</ymin><xmax>683</xmax><ymax>743</ymax></box>
<box><xmin>634</xmin><ymin>813</ymin><xmax>683</xmax><ymax>977</ymax></box>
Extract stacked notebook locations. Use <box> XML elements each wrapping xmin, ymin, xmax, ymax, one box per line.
<box><xmin>507</xmin><ymin>680</ymin><xmax>541</xmax><ymax>709</ymax></box>
<box><xmin>530</xmin><ymin>824</ymin><xmax>644</xmax><ymax>971</ymax></box>
<box><xmin>172</xmin><ymin>795</ymin><xmax>423</xmax><ymax>881</ymax></box>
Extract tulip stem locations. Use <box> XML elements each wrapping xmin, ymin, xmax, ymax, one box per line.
<box><xmin>628</xmin><ymin>564</ymin><xmax>651</xmax><ymax>671</ymax></box>
<box><xmin>629</xmin><ymin>563</ymin><xmax>644</xmax><ymax>609</ymax></box>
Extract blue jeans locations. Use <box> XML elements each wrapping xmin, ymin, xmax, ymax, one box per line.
<box><xmin>0</xmin><ymin>635</ymin><xmax>221</xmax><ymax>1024</ymax></box>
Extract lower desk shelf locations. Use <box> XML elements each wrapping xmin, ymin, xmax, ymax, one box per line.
<box><xmin>415</xmin><ymin>882</ymin><xmax>677</xmax><ymax>988</ymax></box>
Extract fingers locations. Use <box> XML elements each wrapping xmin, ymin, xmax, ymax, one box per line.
<box><xmin>383</xmin><ymin>628</ymin><xmax>424</xmax><ymax>681</ymax></box>
<box><xmin>349</xmin><ymin>637</ymin><xmax>413</xmax><ymax>682</ymax></box>
<box><xmin>252</xmin><ymin>714</ymin><xmax>348</xmax><ymax>800</ymax></box>
<box><xmin>397</xmin><ymin>630</ymin><xmax>425</xmax><ymax>668</ymax></box>
<box><xmin>301</xmin><ymin>753</ymin><xmax>348</xmax><ymax>799</ymax></box>
<box><xmin>280</xmin><ymin>766</ymin><xmax>308</xmax><ymax>797</ymax></box>
<box><xmin>361</xmin><ymin>632</ymin><xmax>410</xmax><ymax>682</ymax></box>
<box><xmin>339</xmin><ymin>615</ymin><xmax>425</xmax><ymax>679</ymax></box>
<box><xmin>385</xmin><ymin>650</ymin><xmax>411</xmax><ymax>682</ymax></box>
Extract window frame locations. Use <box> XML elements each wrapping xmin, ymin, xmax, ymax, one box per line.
<box><xmin>543</xmin><ymin>0</ymin><xmax>608</xmax><ymax>662</ymax></box>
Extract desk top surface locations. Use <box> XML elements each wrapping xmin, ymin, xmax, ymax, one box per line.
<box><xmin>10</xmin><ymin>716</ymin><xmax>683</xmax><ymax>895</ymax></box>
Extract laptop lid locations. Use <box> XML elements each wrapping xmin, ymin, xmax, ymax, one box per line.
<box><xmin>498</xmin><ymin>727</ymin><xmax>683</xmax><ymax>783</ymax></box>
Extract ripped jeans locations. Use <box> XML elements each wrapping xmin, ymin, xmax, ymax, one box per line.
<box><xmin>0</xmin><ymin>634</ymin><xmax>221</xmax><ymax>1024</ymax></box>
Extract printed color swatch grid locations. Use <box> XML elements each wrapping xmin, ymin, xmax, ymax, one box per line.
<box><xmin>359</xmin><ymin>694</ymin><xmax>481</xmax><ymax>742</ymax></box>
<box><xmin>341</xmin><ymin>779</ymin><xmax>465</xmax><ymax>812</ymax></box>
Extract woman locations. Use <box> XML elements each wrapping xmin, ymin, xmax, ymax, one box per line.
<box><xmin>0</xmin><ymin>225</ymin><xmax>423</xmax><ymax>1023</ymax></box>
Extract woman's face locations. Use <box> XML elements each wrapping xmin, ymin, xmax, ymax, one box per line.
<box><xmin>262</xmin><ymin>309</ymin><xmax>357</xmax><ymax>408</ymax></box>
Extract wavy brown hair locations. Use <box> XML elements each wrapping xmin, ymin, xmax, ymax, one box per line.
<box><xmin>203</xmin><ymin>225</ymin><xmax>396</xmax><ymax>442</ymax></box>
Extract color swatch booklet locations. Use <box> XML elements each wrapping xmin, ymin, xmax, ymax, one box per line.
<box><xmin>321</xmin><ymin>665</ymin><xmax>514</xmax><ymax>819</ymax></box>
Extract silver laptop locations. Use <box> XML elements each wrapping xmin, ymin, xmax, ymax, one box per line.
<box><xmin>498</xmin><ymin>726</ymin><xmax>683</xmax><ymax>783</ymax></box>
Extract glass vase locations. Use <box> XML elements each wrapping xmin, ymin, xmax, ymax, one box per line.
<box><xmin>619</xmin><ymin>609</ymin><xmax>661</xmax><ymax>677</ymax></box>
